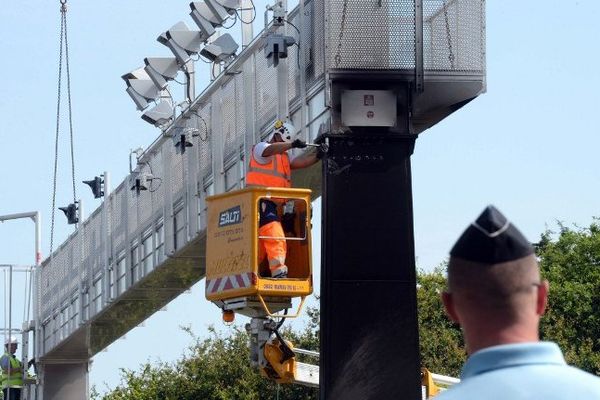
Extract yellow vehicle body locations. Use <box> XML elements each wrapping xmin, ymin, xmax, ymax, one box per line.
<box><xmin>205</xmin><ymin>187</ymin><xmax>313</xmax><ymax>308</ymax></box>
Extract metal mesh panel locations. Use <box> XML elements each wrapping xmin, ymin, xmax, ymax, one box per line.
<box><xmin>304</xmin><ymin>0</ymin><xmax>325</xmax><ymax>89</ymax></box>
<box><xmin>41</xmin><ymin>244</ymin><xmax>70</xmax><ymax>320</ymax></box>
<box><xmin>136</xmin><ymin>175</ymin><xmax>152</xmax><ymax>227</ymax></box>
<box><xmin>423</xmin><ymin>0</ymin><xmax>485</xmax><ymax>72</ymax></box>
<box><xmin>325</xmin><ymin>0</ymin><xmax>416</xmax><ymax>70</ymax></box>
<box><xmin>220</xmin><ymin>78</ymin><xmax>238</xmax><ymax>160</ymax></box>
<box><xmin>287</xmin><ymin>10</ymin><xmax>301</xmax><ymax>103</ymax></box>
<box><xmin>254</xmin><ymin>50</ymin><xmax>278</xmax><ymax>130</ymax></box>
<box><xmin>196</xmin><ymin>103</ymin><xmax>213</xmax><ymax>177</ymax></box>
<box><xmin>83</xmin><ymin>211</ymin><xmax>103</xmax><ymax>276</ymax></box>
<box><xmin>110</xmin><ymin>185</ymin><xmax>127</xmax><ymax>253</ymax></box>
<box><xmin>285</xmin><ymin>1</ymin><xmax>324</xmax><ymax>101</ymax></box>
<box><xmin>168</xmin><ymin>139</ymin><xmax>185</xmax><ymax>196</ymax></box>
<box><xmin>127</xmin><ymin>186</ymin><xmax>139</xmax><ymax>235</ymax></box>
<box><xmin>67</xmin><ymin>230</ymin><xmax>83</xmax><ymax>303</ymax></box>
<box><xmin>234</xmin><ymin>72</ymin><xmax>247</xmax><ymax>153</ymax></box>
<box><xmin>150</xmin><ymin>148</ymin><xmax>165</xmax><ymax>217</ymax></box>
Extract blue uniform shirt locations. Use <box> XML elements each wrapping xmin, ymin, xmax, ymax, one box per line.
<box><xmin>436</xmin><ymin>342</ymin><xmax>600</xmax><ymax>400</ymax></box>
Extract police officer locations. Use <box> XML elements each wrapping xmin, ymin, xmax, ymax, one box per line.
<box><xmin>246</xmin><ymin>120</ymin><xmax>321</xmax><ymax>278</ymax></box>
<box><xmin>436</xmin><ymin>206</ymin><xmax>600</xmax><ymax>399</ymax></box>
<box><xmin>1</xmin><ymin>336</ymin><xmax>23</xmax><ymax>400</ymax></box>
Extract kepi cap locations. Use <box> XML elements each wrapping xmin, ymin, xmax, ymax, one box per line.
<box><xmin>450</xmin><ymin>205</ymin><xmax>534</xmax><ymax>264</ymax></box>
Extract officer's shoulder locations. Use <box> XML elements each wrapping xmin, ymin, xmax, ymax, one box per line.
<box><xmin>563</xmin><ymin>365</ymin><xmax>600</xmax><ymax>388</ymax></box>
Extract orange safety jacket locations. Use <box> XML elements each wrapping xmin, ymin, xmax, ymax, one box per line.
<box><xmin>246</xmin><ymin>145</ymin><xmax>292</xmax><ymax>188</ymax></box>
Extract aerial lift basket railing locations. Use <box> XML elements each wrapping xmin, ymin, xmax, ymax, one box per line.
<box><xmin>205</xmin><ymin>187</ymin><xmax>313</xmax><ymax>319</ymax></box>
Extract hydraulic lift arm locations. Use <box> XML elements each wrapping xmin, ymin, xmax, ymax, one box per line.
<box><xmin>246</xmin><ymin>316</ymin><xmax>320</xmax><ymax>387</ymax></box>
<box><xmin>246</xmin><ymin>316</ymin><xmax>458</xmax><ymax>395</ymax></box>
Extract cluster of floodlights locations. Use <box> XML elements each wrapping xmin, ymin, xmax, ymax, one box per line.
<box><xmin>122</xmin><ymin>0</ymin><xmax>243</xmax><ymax>129</ymax></box>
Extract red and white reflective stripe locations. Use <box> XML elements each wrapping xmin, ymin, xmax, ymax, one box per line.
<box><xmin>206</xmin><ymin>272</ymin><xmax>253</xmax><ymax>294</ymax></box>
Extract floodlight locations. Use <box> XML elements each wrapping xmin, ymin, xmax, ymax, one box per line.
<box><xmin>158</xmin><ymin>21</ymin><xmax>206</xmax><ymax>65</ymax></box>
<box><xmin>83</xmin><ymin>176</ymin><xmax>104</xmax><ymax>199</ymax></box>
<box><xmin>205</xmin><ymin>0</ymin><xmax>237</xmax><ymax>22</ymax></box>
<box><xmin>190</xmin><ymin>1</ymin><xmax>241</xmax><ymax>38</ymax></box>
<box><xmin>59</xmin><ymin>203</ymin><xmax>79</xmax><ymax>225</ymax></box>
<box><xmin>144</xmin><ymin>57</ymin><xmax>179</xmax><ymax>90</ymax></box>
<box><xmin>131</xmin><ymin>173</ymin><xmax>154</xmax><ymax>194</ymax></box>
<box><xmin>265</xmin><ymin>34</ymin><xmax>296</xmax><ymax>67</ymax></box>
<box><xmin>190</xmin><ymin>2</ymin><xmax>219</xmax><ymax>38</ymax></box>
<box><xmin>141</xmin><ymin>100</ymin><xmax>174</xmax><ymax>127</ymax></box>
<box><xmin>122</xmin><ymin>68</ymin><xmax>160</xmax><ymax>110</ymax></box>
<box><xmin>200</xmin><ymin>33</ymin><xmax>239</xmax><ymax>63</ymax></box>
<box><xmin>216</xmin><ymin>0</ymin><xmax>242</xmax><ymax>11</ymax></box>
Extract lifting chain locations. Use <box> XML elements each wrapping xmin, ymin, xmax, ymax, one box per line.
<box><xmin>442</xmin><ymin>0</ymin><xmax>456</xmax><ymax>69</ymax></box>
<box><xmin>333</xmin><ymin>0</ymin><xmax>348</xmax><ymax>67</ymax></box>
<box><xmin>50</xmin><ymin>0</ymin><xmax>77</xmax><ymax>257</ymax></box>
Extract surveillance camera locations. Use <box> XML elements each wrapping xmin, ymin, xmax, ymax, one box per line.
<box><xmin>131</xmin><ymin>173</ymin><xmax>154</xmax><ymax>192</ymax></box>
<box><xmin>265</xmin><ymin>34</ymin><xmax>296</xmax><ymax>67</ymax></box>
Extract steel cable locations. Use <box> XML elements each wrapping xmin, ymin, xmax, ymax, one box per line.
<box><xmin>50</xmin><ymin>0</ymin><xmax>77</xmax><ymax>256</ymax></box>
<box><xmin>50</xmin><ymin>7</ymin><xmax>65</xmax><ymax>257</ymax></box>
<box><xmin>64</xmin><ymin>6</ymin><xmax>77</xmax><ymax>204</ymax></box>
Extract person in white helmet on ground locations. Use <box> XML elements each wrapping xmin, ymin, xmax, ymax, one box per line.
<box><xmin>1</xmin><ymin>336</ymin><xmax>24</xmax><ymax>400</ymax></box>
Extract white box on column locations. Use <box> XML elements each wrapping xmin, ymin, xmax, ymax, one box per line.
<box><xmin>341</xmin><ymin>90</ymin><xmax>397</xmax><ymax>127</ymax></box>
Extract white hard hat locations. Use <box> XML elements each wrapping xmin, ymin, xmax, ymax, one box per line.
<box><xmin>272</xmin><ymin>120</ymin><xmax>297</xmax><ymax>143</ymax></box>
<box><xmin>4</xmin><ymin>336</ymin><xmax>18</xmax><ymax>345</ymax></box>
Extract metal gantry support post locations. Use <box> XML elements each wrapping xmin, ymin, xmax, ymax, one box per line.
<box><xmin>0</xmin><ymin>212</ymin><xmax>41</xmax><ymax>400</ymax></box>
<box><xmin>415</xmin><ymin>0</ymin><xmax>424</xmax><ymax>94</ymax></box>
<box><xmin>102</xmin><ymin>172</ymin><xmax>113</xmax><ymax>305</ymax></box>
<box><xmin>186</xmin><ymin>118</ymin><xmax>200</xmax><ymax>240</ymax></box>
<box><xmin>276</xmin><ymin>0</ymin><xmax>290</xmax><ymax>121</ymax></box>
<box><xmin>319</xmin><ymin>82</ymin><xmax>422</xmax><ymax>399</ymax></box>
<box><xmin>162</xmin><ymin>147</ymin><xmax>175</xmax><ymax>256</ymax></box>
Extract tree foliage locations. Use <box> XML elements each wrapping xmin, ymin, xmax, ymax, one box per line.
<box><xmin>94</xmin><ymin>309</ymin><xmax>320</xmax><ymax>400</ymax></box>
<box><xmin>416</xmin><ymin>220</ymin><xmax>600</xmax><ymax>377</ymax></box>
<box><xmin>537</xmin><ymin>219</ymin><xmax>600</xmax><ymax>374</ymax></box>
<box><xmin>417</xmin><ymin>266</ymin><xmax>465</xmax><ymax>377</ymax></box>
<box><xmin>96</xmin><ymin>219</ymin><xmax>600</xmax><ymax>398</ymax></box>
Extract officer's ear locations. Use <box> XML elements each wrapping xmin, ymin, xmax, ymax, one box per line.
<box><xmin>441</xmin><ymin>291</ymin><xmax>460</xmax><ymax>324</ymax></box>
<box><xmin>536</xmin><ymin>280</ymin><xmax>549</xmax><ymax>316</ymax></box>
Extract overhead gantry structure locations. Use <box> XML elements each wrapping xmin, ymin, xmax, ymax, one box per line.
<box><xmin>30</xmin><ymin>1</ymin><xmax>485</xmax><ymax>398</ymax></box>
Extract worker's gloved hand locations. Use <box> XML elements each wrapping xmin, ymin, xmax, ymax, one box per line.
<box><xmin>291</xmin><ymin>139</ymin><xmax>307</xmax><ymax>148</ymax></box>
<box><xmin>316</xmin><ymin>143</ymin><xmax>328</xmax><ymax>159</ymax></box>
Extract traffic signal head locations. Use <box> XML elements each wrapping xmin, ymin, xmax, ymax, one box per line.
<box><xmin>59</xmin><ymin>203</ymin><xmax>79</xmax><ymax>225</ymax></box>
<box><xmin>83</xmin><ymin>176</ymin><xmax>104</xmax><ymax>199</ymax></box>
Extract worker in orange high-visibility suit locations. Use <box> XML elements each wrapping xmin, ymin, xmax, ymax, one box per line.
<box><xmin>246</xmin><ymin>120</ymin><xmax>321</xmax><ymax>278</ymax></box>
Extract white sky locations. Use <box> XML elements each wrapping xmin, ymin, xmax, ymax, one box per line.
<box><xmin>1</xmin><ymin>0</ymin><xmax>599</xmax><ymax>394</ymax></box>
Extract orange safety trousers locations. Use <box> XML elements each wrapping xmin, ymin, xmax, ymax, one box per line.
<box><xmin>258</xmin><ymin>221</ymin><xmax>287</xmax><ymax>273</ymax></box>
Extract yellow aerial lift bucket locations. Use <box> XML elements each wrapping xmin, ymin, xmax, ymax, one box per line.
<box><xmin>205</xmin><ymin>187</ymin><xmax>313</xmax><ymax>318</ymax></box>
